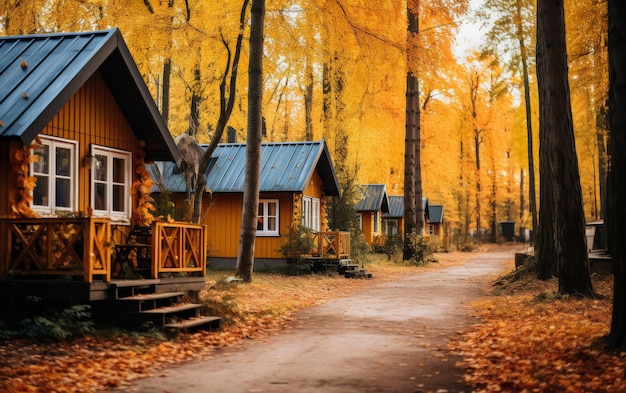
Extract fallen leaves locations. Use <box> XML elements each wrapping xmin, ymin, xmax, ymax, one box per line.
<box><xmin>449</xmin><ymin>270</ymin><xmax>626</xmax><ymax>393</ymax></box>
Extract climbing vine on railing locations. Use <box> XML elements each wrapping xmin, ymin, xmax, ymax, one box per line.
<box><xmin>132</xmin><ymin>140</ymin><xmax>157</xmax><ymax>227</ymax></box>
<box><xmin>10</xmin><ymin>138</ymin><xmax>42</xmax><ymax>218</ymax></box>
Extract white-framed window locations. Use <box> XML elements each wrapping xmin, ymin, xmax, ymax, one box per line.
<box><xmin>357</xmin><ymin>213</ymin><xmax>363</xmax><ymax>231</ymax></box>
<box><xmin>30</xmin><ymin>136</ymin><xmax>78</xmax><ymax>215</ymax></box>
<box><xmin>428</xmin><ymin>224</ymin><xmax>435</xmax><ymax>235</ymax></box>
<box><xmin>257</xmin><ymin>199</ymin><xmax>279</xmax><ymax>236</ymax></box>
<box><xmin>90</xmin><ymin>145</ymin><xmax>132</xmax><ymax>224</ymax></box>
<box><xmin>383</xmin><ymin>219</ymin><xmax>399</xmax><ymax>236</ymax></box>
<box><xmin>302</xmin><ymin>196</ymin><xmax>320</xmax><ymax>231</ymax></box>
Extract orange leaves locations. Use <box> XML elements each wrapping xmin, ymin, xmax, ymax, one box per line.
<box><xmin>132</xmin><ymin>140</ymin><xmax>157</xmax><ymax>227</ymax></box>
<box><xmin>9</xmin><ymin>142</ymin><xmax>40</xmax><ymax>218</ymax></box>
<box><xmin>450</xmin><ymin>275</ymin><xmax>624</xmax><ymax>392</ymax></box>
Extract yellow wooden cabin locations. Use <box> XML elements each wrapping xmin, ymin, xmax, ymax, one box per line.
<box><xmin>0</xmin><ymin>29</ymin><xmax>215</xmax><ymax>328</ymax></box>
<box><xmin>150</xmin><ymin>140</ymin><xmax>348</xmax><ymax>269</ymax></box>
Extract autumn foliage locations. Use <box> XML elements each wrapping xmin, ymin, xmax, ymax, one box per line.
<box><xmin>450</xmin><ymin>270</ymin><xmax>626</xmax><ymax>392</ymax></box>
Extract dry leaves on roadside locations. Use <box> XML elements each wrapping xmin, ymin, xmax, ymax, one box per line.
<box><xmin>450</xmin><ymin>272</ymin><xmax>626</xmax><ymax>393</ymax></box>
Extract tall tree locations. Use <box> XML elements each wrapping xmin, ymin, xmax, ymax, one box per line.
<box><xmin>235</xmin><ymin>0</ymin><xmax>265</xmax><ymax>282</ymax></box>
<box><xmin>190</xmin><ymin>0</ymin><xmax>249</xmax><ymax>224</ymax></box>
<box><xmin>403</xmin><ymin>3</ymin><xmax>419</xmax><ymax>260</ymax></box>
<box><xmin>479</xmin><ymin>0</ymin><xmax>537</xmax><ymax>245</ymax></box>
<box><xmin>606</xmin><ymin>0</ymin><xmax>626</xmax><ymax>348</ymax></box>
<box><xmin>535</xmin><ymin>0</ymin><xmax>594</xmax><ymax>296</ymax></box>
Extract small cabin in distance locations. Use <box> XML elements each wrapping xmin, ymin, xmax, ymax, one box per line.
<box><xmin>356</xmin><ymin>184</ymin><xmax>390</xmax><ymax>246</ymax></box>
<box><xmin>150</xmin><ymin>140</ymin><xmax>349</xmax><ymax>269</ymax></box>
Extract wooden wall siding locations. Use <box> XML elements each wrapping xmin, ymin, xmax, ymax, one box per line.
<box><xmin>40</xmin><ymin>70</ymin><xmax>138</xmax><ymax>216</ymax></box>
<box><xmin>0</xmin><ymin>142</ymin><xmax>18</xmax><ymax>217</ymax></box>
<box><xmin>303</xmin><ymin>170</ymin><xmax>323</xmax><ymax>199</ymax></box>
<box><xmin>361</xmin><ymin>212</ymin><xmax>374</xmax><ymax>245</ymax></box>
<box><xmin>203</xmin><ymin>192</ymin><xmax>295</xmax><ymax>259</ymax></box>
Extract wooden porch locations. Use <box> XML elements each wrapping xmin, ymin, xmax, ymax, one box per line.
<box><xmin>306</xmin><ymin>231</ymin><xmax>351</xmax><ymax>259</ymax></box>
<box><xmin>0</xmin><ymin>217</ymin><xmax>208</xmax><ymax>300</ymax></box>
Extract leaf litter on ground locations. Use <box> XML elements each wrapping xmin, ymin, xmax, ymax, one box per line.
<box><xmin>449</xmin><ymin>254</ymin><xmax>626</xmax><ymax>393</ymax></box>
<box><xmin>4</xmin><ymin>245</ymin><xmax>623</xmax><ymax>393</ymax></box>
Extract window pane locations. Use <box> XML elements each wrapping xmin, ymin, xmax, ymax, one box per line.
<box><xmin>113</xmin><ymin>157</ymin><xmax>125</xmax><ymax>183</ymax></box>
<box><xmin>113</xmin><ymin>184</ymin><xmax>125</xmax><ymax>212</ymax></box>
<box><xmin>268</xmin><ymin>202</ymin><xmax>277</xmax><ymax>216</ymax></box>
<box><xmin>33</xmin><ymin>145</ymin><xmax>49</xmax><ymax>174</ymax></box>
<box><xmin>94</xmin><ymin>155</ymin><xmax>107</xmax><ymax>181</ymax></box>
<box><xmin>55</xmin><ymin>178</ymin><xmax>71</xmax><ymax>208</ymax></box>
<box><xmin>56</xmin><ymin>147</ymin><xmax>71</xmax><ymax>177</ymax></box>
<box><xmin>257</xmin><ymin>202</ymin><xmax>264</xmax><ymax>216</ymax></box>
<box><xmin>33</xmin><ymin>176</ymin><xmax>49</xmax><ymax>206</ymax></box>
<box><xmin>95</xmin><ymin>183</ymin><xmax>106</xmax><ymax>210</ymax></box>
<box><xmin>267</xmin><ymin>217</ymin><xmax>277</xmax><ymax>231</ymax></box>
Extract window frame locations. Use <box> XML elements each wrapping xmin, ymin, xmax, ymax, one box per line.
<box><xmin>30</xmin><ymin>136</ymin><xmax>78</xmax><ymax>216</ymax></box>
<box><xmin>302</xmin><ymin>196</ymin><xmax>321</xmax><ymax>232</ymax></box>
<box><xmin>257</xmin><ymin>199</ymin><xmax>279</xmax><ymax>236</ymax></box>
<box><xmin>90</xmin><ymin>145</ymin><xmax>133</xmax><ymax>224</ymax></box>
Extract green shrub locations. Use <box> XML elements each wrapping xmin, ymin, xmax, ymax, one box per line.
<box><xmin>15</xmin><ymin>305</ymin><xmax>94</xmax><ymax>340</ymax></box>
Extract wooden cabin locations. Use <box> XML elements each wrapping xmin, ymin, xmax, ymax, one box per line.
<box><xmin>151</xmin><ymin>140</ymin><xmax>348</xmax><ymax>269</ymax></box>
<box><xmin>0</xmin><ymin>30</ymin><xmax>215</xmax><ymax>330</ymax></box>
<box><xmin>356</xmin><ymin>184</ymin><xmax>390</xmax><ymax>246</ymax></box>
<box><xmin>427</xmin><ymin>204</ymin><xmax>444</xmax><ymax>239</ymax></box>
<box><xmin>382</xmin><ymin>195</ymin><xmax>405</xmax><ymax>241</ymax></box>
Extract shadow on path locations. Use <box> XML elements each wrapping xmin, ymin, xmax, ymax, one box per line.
<box><xmin>114</xmin><ymin>245</ymin><xmax>523</xmax><ymax>393</ymax></box>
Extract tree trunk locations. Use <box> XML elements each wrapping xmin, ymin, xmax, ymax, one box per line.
<box><xmin>236</xmin><ymin>0</ymin><xmax>265</xmax><ymax>282</ymax></box>
<box><xmin>161</xmin><ymin>58</ymin><xmax>171</xmax><ymax>125</ymax></box>
<box><xmin>536</xmin><ymin>0</ymin><xmax>594</xmax><ymax>296</ymax></box>
<box><xmin>403</xmin><ymin>6</ymin><xmax>418</xmax><ymax>261</ymax></box>
<box><xmin>191</xmin><ymin>0</ymin><xmax>249</xmax><ymax>224</ymax></box>
<box><xmin>606</xmin><ymin>0</ymin><xmax>626</xmax><ymax>348</ymax></box>
<box><xmin>516</xmin><ymin>0</ymin><xmax>538</xmax><ymax>245</ymax></box>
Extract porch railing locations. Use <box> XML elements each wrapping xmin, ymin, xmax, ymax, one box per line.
<box><xmin>151</xmin><ymin>221</ymin><xmax>206</xmax><ymax>277</ymax></box>
<box><xmin>0</xmin><ymin>217</ymin><xmax>111</xmax><ymax>283</ymax></box>
<box><xmin>308</xmin><ymin>231</ymin><xmax>350</xmax><ymax>259</ymax></box>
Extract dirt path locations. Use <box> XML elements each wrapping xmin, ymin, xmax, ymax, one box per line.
<box><xmin>115</xmin><ymin>246</ymin><xmax>521</xmax><ymax>393</ymax></box>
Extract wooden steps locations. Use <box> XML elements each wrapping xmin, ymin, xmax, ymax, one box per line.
<box><xmin>111</xmin><ymin>282</ymin><xmax>221</xmax><ymax>332</ymax></box>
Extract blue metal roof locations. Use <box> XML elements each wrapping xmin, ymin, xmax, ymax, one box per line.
<box><xmin>356</xmin><ymin>184</ymin><xmax>390</xmax><ymax>213</ymax></box>
<box><xmin>382</xmin><ymin>196</ymin><xmax>430</xmax><ymax>218</ymax></box>
<box><xmin>384</xmin><ymin>196</ymin><xmax>404</xmax><ymax>218</ymax></box>
<box><xmin>0</xmin><ymin>28</ymin><xmax>180</xmax><ymax>163</ymax></box>
<box><xmin>428</xmin><ymin>204</ymin><xmax>444</xmax><ymax>224</ymax></box>
<box><xmin>151</xmin><ymin>140</ymin><xmax>340</xmax><ymax>196</ymax></box>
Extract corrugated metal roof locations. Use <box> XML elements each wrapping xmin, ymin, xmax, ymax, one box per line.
<box><xmin>151</xmin><ymin>140</ymin><xmax>340</xmax><ymax>195</ymax></box>
<box><xmin>356</xmin><ymin>184</ymin><xmax>389</xmax><ymax>213</ymax></box>
<box><xmin>0</xmin><ymin>28</ymin><xmax>180</xmax><ymax>163</ymax></box>
<box><xmin>383</xmin><ymin>196</ymin><xmax>430</xmax><ymax>218</ymax></box>
<box><xmin>384</xmin><ymin>196</ymin><xmax>404</xmax><ymax>218</ymax></box>
<box><xmin>428</xmin><ymin>205</ymin><xmax>444</xmax><ymax>224</ymax></box>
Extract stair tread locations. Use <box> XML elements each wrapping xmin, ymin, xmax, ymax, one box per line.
<box><xmin>118</xmin><ymin>291</ymin><xmax>185</xmax><ymax>301</ymax></box>
<box><xmin>141</xmin><ymin>303</ymin><xmax>201</xmax><ymax>314</ymax></box>
<box><xmin>112</xmin><ymin>279</ymin><xmax>160</xmax><ymax>287</ymax></box>
<box><xmin>165</xmin><ymin>316</ymin><xmax>221</xmax><ymax>329</ymax></box>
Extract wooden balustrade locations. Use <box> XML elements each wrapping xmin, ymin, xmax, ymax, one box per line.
<box><xmin>309</xmin><ymin>231</ymin><xmax>350</xmax><ymax>259</ymax></box>
<box><xmin>0</xmin><ymin>217</ymin><xmax>111</xmax><ymax>283</ymax></box>
<box><xmin>151</xmin><ymin>221</ymin><xmax>206</xmax><ymax>277</ymax></box>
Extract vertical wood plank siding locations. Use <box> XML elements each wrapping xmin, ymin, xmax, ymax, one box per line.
<box><xmin>203</xmin><ymin>193</ymin><xmax>294</xmax><ymax>259</ymax></box>
<box><xmin>38</xmin><ymin>70</ymin><xmax>139</xmax><ymax>242</ymax></box>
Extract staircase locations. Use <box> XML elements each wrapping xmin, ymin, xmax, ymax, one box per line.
<box><xmin>111</xmin><ymin>280</ymin><xmax>221</xmax><ymax>332</ymax></box>
<box><xmin>339</xmin><ymin>259</ymin><xmax>372</xmax><ymax>278</ymax></box>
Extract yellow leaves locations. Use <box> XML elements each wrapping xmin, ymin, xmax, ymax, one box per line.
<box><xmin>21</xmin><ymin>60</ymin><xmax>28</xmax><ymax>69</ymax></box>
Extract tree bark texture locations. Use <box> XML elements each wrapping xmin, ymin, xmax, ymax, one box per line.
<box><xmin>536</xmin><ymin>0</ymin><xmax>594</xmax><ymax>295</ymax></box>
<box><xmin>607</xmin><ymin>0</ymin><xmax>626</xmax><ymax>348</ymax></box>
<box><xmin>236</xmin><ymin>0</ymin><xmax>265</xmax><ymax>282</ymax></box>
